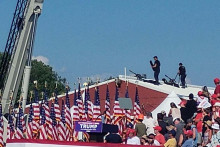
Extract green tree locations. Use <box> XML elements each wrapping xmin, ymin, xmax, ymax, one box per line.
<box><xmin>0</xmin><ymin>52</ymin><xmax>66</xmax><ymax>105</ymax></box>
<box><xmin>28</xmin><ymin>60</ymin><xmax>66</xmax><ymax>102</ymax></box>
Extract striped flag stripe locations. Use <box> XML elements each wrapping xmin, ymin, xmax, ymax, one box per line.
<box><xmin>39</xmin><ymin>124</ymin><xmax>47</xmax><ymax>140</ymax></box>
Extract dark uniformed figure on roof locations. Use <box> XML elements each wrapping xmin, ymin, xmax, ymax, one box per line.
<box><xmin>150</xmin><ymin>56</ymin><xmax>160</xmax><ymax>85</ymax></box>
<box><xmin>178</xmin><ymin>63</ymin><xmax>186</xmax><ymax>88</ymax></box>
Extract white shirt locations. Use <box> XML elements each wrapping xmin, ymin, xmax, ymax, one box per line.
<box><xmin>210</xmin><ymin>130</ymin><xmax>220</xmax><ymax>146</ymax></box>
<box><xmin>143</xmin><ymin>116</ymin><xmax>158</xmax><ymax>135</ymax></box>
<box><xmin>197</xmin><ymin>96</ymin><xmax>209</xmax><ymax>103</ymax></box>
<box><xmin>127</xmin><ymin>136</ymin><xmax>141</xmax><ymax>145</ymax></box>
<box><xmin>154</xmin><ymin>139</ymin><xmax>161</xmax><ymax>146</ymax></box>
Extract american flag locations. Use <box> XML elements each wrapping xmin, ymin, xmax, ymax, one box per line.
<box><xmin>113</xmin><ymin>85</ymin><xmax>123</xmax><ymax>125</ymax></box>
<box><xmin>32</xmin><ymin>88</ymin><xmax>40</xmax><ymax>135</ymax></box>
<box><xmin>58</xmin><ymin>99</ymin><xmax>66</xmax><ymax>141</ymax></box>
<box><xmin>72</xmin><ymin>88</ymin><xmax>79</xmax><ymax>141</ymax></box>
<box><xmin>84</xmin><ymin>87</ymin><xmax>88</xmax><ymax>119</ymax></box>
<box><xmin>65</xmin><ymin>87</ymin><xmax>73</xmax><ymax>141</ymax></box>
<box><xmin>40</xmin><ymin>103</ymin><xmax>46</xmax><ymax>126</ymax></box>
<box><xmin>77</xmin><ymin>83</ymin><xmax>86</xmax><ymax>121</ymax></box>
<box><xmin>84</xmin><ymin>86</ymin><xmax>93</xmax><ymax>120</ymax></box>
<box><xmin>92</xmin><ymin>86</ymin><xmax>101</xmax><ymax>122</ymax></box>
<box><xmin>104</xmin><ymin>85</ymin><xmax>111</xmax><ymax>124</ymax></box>
<box><xmin>0</xmin><ymin>104</ymin><xmax>4</xmax><ymax>147</ymax></box>
<box><xmin>7</xmin><ymin>107</ymin><xmax>15</xmax><ymax>139</ymax></box>
<box><xmin>54</xmin><ymin>89</ymin><xmax>61</xmax><ymax>122</ymax></box>
<box><xmin>15</xmin><ymin>106</ymin><xmax>24</xmax><ymax>139</ymax></box>
<box><xmin>43</xmin><ymin>89</ymin><xmax>50</xmax><ymax>125</ymax></box>
<box><xmin>48</xmin><ymin>102</ymin><xmax>58</xmax><ymax>140</ymax></box>
<box><xmin>113</xmin><ymin>85</ymin><xmax>124</xmax><ymax>135</ymax></box>
<box><xmin>39</xmin><ymin>101</ymin><xmax>47</xmax><ymax>140</ymax></box>
<box><xmin>124</xmin><ymin>84</ymin><xmax>132</xmax><ymax>123</ymax></box>
<box><xmin>134</xmin><ymin>86</ymin><xmax>141</xmax><ymax>122</ymax></box>
<box><xmin>72</xmin><ymin>89</ymin><xmax>79</xmax><ymax>122</ymax></box>
<box><xmin>26</xmin><ymin>101</ymin><xmax>34</xmax><ymax>139</ymax></box>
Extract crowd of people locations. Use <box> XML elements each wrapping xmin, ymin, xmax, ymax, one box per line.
<box><xmin>104</xmin><ymin>78</ymin><xmax>220</xmax><ymax>147</ymax></box>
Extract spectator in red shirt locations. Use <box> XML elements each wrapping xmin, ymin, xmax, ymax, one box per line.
<box><xmin>214</xmin><ymin>78</ymin><xmax>220</xmax><ymax>98</ymax></box>
<box><xmin>194</xmin><ymin>107</ymin><xmax>203</xmax><ymax>145</ymax></box>
<box><xmin>154</xmin><ymin>125</ymin><xmax>166</xmax><ymax>145</ymax></box>
<box><xmin>211</xmin><ymin>94</ymin><xmax>219</xmax><ymax>106</ymax></box>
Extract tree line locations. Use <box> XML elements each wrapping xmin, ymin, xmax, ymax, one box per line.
<box><xmin>0</xmin><ymin>52</ymin><xmax>66</xmax><ymax>107</ymax></box>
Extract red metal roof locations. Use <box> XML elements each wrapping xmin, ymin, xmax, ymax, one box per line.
<box><xmin>25</xmin><ymin>80</ymin><xmax>168</xmax><ymax>115</ymax></box>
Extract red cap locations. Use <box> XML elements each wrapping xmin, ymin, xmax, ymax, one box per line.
<box><xmin>127</xmin><ymin>129</ymin><xmax>136</xmax><ymax>135</ymax></box>
<box><xmin>212</xmin><ymin>94</ymin><xmax>218</xmax><ymax>99</ymax></box>
<box><xmin>214</xmin><ymin>78</ymin><xmax>220</xmax><ymax>84</ymax></box>
<box><xmin>184</xmin><ymin>130</ymin><xmax>193</xmax><ymax>136</ymax></box>
<box><xmin>154</xmin><ymin>126</ymin><xmax>162</xmax><ymax>131</ymax></box>
<box><xmin>138</xmin><ymin>114</ymin><xmax>144</xmax><ymax>120</ymax></box>
<box><xmin>198</xmin><ymin>91</ymin><xmax>203</xmax><ymax>96</ymax></box>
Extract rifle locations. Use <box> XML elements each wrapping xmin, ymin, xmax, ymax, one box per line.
<box><xmin>129</xmin><ymin>70</ymin><xmax>145</xmax><ymax>80</ymax></box>
<box><xmin>165</xmin><ymin>75</ymin><xmax>176</xmax><ymax>83</ymax></box>
<box><xmin>164</xmin><ymin>74</ymin><xmax>179</xmax><ymax>88</ymax></box>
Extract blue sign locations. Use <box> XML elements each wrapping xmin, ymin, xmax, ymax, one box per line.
<box><xmin>74</xmin><ymin>121</ymin><xmax>103</xmax><ymax>132</ymax></box>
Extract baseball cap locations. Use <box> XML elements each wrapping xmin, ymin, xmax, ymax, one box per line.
<box><xmin>214</xmin><ymin>78</ymin><xmax>220</xmax><ymax>84</ymax></box>
<box><xmin>161</xmin><ymin>110</ymin><xmax>166</xmax><ymax>115</ymax></box>
<box><xmin>198</xmin><ymin>91</ymin><xmax>203</xmax><ymax>96</ymax></box>
<box><xmin>154</xmin><ymin>126</ymin><xmax>162</xmax><ymax>131</ymax></box>
<box><xmin>147</xmin><ymin>133</ymin><xmax>156</xmax><ymax>139</ymax></box>
<box><xmin>205</xmin><ymin>120</ymin><xmax>212</xmax><ymax>127</ymax></box>
<box><xmin>127</xmin><ymin>129</ymin><xmax>136</xmax><ymax>135</ymax></box>
<box><xmin>214</xmin><ymin>102</ymin><xmax>220</xmax><ymax>107</ymax></box>
<box><xmin>138</xmin><ymin>114</ymin><xmax>144</xmax><ymax>120</ymax></box>
<box><xmin>184</xmin><ymin>130</ymin><xmax>193</xmax><ymax>136</ymax></box>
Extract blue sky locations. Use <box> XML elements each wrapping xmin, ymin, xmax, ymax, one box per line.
<box><xmin>0</xmin><ymin>0</ymin><xmax>219</xmax><ymax>88</ymax></box>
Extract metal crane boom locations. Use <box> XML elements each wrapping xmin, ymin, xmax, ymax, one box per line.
<box><xmin>1</xmin><ymin>0</ymin><xmax>44</xmax><ymax>114</ymax></box>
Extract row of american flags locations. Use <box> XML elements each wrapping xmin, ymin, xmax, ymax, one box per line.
<box><xmin>0</xmin><ymin>82</ymin><xmax>142</xmax><ymax>145</ymax></box>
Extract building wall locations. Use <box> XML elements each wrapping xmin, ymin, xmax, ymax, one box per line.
<box><xmin>25</xmin><ymin>80</ymin><xmax>168</xmax><ymax>115</ymax></box>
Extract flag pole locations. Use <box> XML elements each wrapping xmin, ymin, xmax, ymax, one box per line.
<box><xmin>124</xmin><ymin>67</ymin><xmax>127</xmax><ymax>81</ymax></box>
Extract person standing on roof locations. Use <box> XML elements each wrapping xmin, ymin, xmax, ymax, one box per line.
<box><xmin>150</xmin><ymin>56</ymin><xmax>160</xmax><ymax>85</ymax></box>
<box><xmin>178</xmin><ymin>63</ymin><xmax>186</xmax><ymax>88</ymax></box>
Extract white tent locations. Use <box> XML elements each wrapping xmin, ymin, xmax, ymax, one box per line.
<box><xmin>151</xmin><ymin>91</ymin><xmax>181</xmax><ymax>119</ymax></box>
